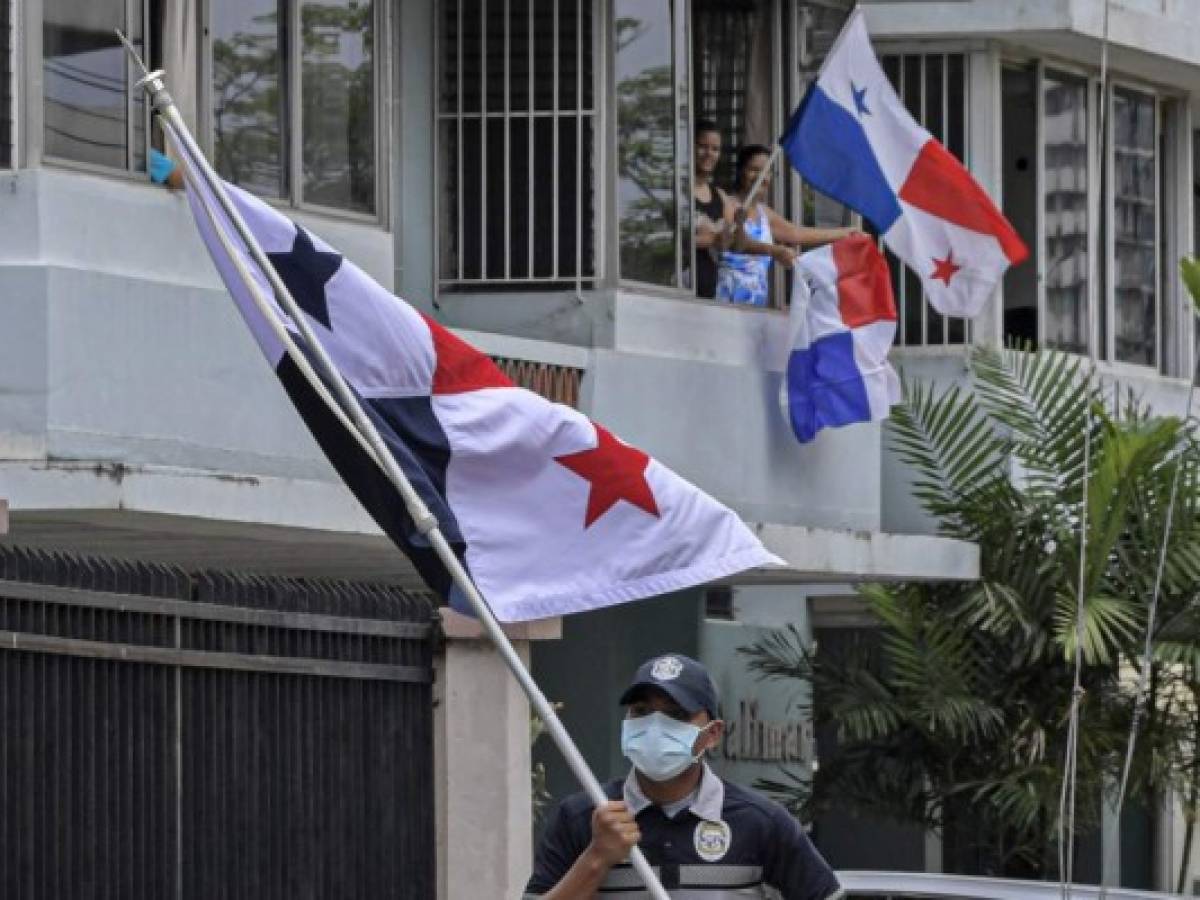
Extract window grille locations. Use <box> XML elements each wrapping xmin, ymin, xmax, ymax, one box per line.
<box><xmin>491</xmin><ymin>357</ymin><xmax>583</xmax><ymax>408</ymax></box>
<box><xmin>437</xmin><ymin>0</ymin><xmax>596</xmax><ymax>290</ymax></box>
<box><xmin>692</xmin><ymin>0</ymin><xmax>758</xmax><ymax>190</ymax></box>
<box><xmin>881</xmin><ymin>53</ymin><xmax>970</xmax><ymax>347</ymax></box>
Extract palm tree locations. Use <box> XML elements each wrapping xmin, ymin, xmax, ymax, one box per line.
<box><xmin>743</xmin><ymin>330</ymin><xmax>1200</xmax><ymax>877</ymax></box>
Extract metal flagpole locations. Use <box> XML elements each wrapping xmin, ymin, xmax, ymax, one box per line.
<box><xmin>120</xmin><ymin>40</ymin><xmax>672</xmax><ymax>900</ymax></box>
<box><xmin>738</xmin><ymin>144</ymin><xmax>783</xmax><ymax>221</ymax></box>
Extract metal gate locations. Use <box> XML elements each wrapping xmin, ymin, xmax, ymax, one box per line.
<box><xmin>0</xmin><ymin>545</ymin><xmax>436</xmax><ymax>900</ymax></box>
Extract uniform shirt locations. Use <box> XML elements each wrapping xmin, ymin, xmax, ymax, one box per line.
<box><xmin>525</xmin><ymin>764</ymin><xmax>842</xmax><ymax>899</ymax></box>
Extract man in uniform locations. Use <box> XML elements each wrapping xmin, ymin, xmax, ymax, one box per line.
<box><xmin>524</xmin><ymin>653</ymin><xmax>842</xmax><ymax>899</ymax></box>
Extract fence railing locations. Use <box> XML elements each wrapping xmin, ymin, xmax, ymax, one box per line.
<box><xmin>0</xmin><ymin>546</ymin><xmax>437</xmax><ymax>900</ymax></box>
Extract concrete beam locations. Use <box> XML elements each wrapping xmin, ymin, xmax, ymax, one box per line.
<box><xmin>861</xmin><ymin>0</ymin><xmax>1200</xmax><ymax>94</ymax></box>
<box><xmin>0</xmin><ymin>499</ymin><xmax>7</xmax><ymax>535</ymax></box>
<box><xmin>746</xmin><ymin>523</ymin><xmax>980</xmax><ymax>584</ymax></box>
<box><xmin>4</xmin><ymin>461</ymin><xmax>980</xmax><ymax>585</ymax></box>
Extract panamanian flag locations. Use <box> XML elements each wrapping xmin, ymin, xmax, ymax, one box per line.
<box><xmin>177</xmin><ymin>154</ymin><xmax>782</xmax><ymax>622</ymax></box>
<box><xmin>785</xmin><ymin>235</ymin><xmax>900</xmax><ymax>443</ymax></box>
<box><xmin>780</xmin><ymin>9</ymin><xmax>1027</xmax><ymax>318</ymax></box>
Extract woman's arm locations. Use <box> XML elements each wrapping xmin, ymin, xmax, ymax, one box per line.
<box><xmin>726</xmin><ymin>200</ymin><xmax>796</xmax><ymax>268</ymax></box>
<box><xmin>765</xmin><ymin>206</ymin><xmax>860</xmax><ymax>248</ymax></box>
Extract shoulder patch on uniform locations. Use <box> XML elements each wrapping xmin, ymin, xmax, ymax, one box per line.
<box><xmin>693</xmin><ymin>819</ymin><xmax>732</xmax><ymax>862</ymax></box>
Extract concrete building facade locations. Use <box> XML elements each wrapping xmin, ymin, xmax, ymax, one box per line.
<box><xmin>0</xmin><ymin>0</ymin><xmax>1197</xmax><ymax>891</ymax></box>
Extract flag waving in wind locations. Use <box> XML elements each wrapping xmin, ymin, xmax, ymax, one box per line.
<box><xmin>780</xmin><ymin>9</ymin><xmax>1027</xmax><ymax>318</ymax></box>
<box><xmin>179</xmin><ymin>158</ymin><xmax>781</xmax><ymax>623</ymax></box>
<box><xmin>785</xmin><ymin>235</ymin><xmax>900</xmax><ymax>443</ymax></box>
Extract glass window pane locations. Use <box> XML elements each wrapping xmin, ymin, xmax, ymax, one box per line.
<box><xmin>1043</xmin><ymin>72</ymin><xmax>1089</xmax><ymax>354</ymax></box>
<box><xmin>212</xmin><ymin>0</ymin><xmax>287</xmax><ymax>199</ymax></box>
<box><xmin>1001</xmin><ymin>65</ymin><xmax>1038</xmax><ymax>348</ymax></box>
<box><xmin>301</xmin><ymin>0</ymin><xmax>375</xmax><ymax>213</ymax></box>
<box><xmin>1113</xmin><ymin>88</ymin><xmax>1156</xmax><ymax>366</ymax></box>
<box><xmin>1193</xmin><ymin>130</ymin><xmax>1199</xmax><ymax>369</ymax></box>
<box><xmin>0</xmin><ymin>0</ymin><xmax>10</xmax><ymax>166</ymax></box>
<box><xmin>43</xmin><ymin>0</ymin><xmax>140</xmax><ymax>169</ymax></box>
<box><xmin>615</xmin><ymin>0</ymin><xmax>678</xmax><ymax>286</ymax></box>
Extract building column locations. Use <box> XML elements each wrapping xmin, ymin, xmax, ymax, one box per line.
<box><xmin>967</xmin><ymin>44</ymin><xmax>1004</xmax><ymax>348</ymax></box>
<box><xmin>434</xmin><ymin>610</ymin><xmax>561</xmax><ymax>900</ymax></box>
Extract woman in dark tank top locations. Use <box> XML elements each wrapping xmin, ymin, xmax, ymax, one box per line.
<box><xmin>693</xmin><ymin>121</ymin><xmax>732</xmax><ymax>299</ymax></box>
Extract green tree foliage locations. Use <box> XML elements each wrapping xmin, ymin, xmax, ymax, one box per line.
<box><xmin>742</xmin><ymin>342</ymin><xmax>1200</xmax><ymax>877</ymax></box>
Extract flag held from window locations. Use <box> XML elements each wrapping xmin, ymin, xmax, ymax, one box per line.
<box><xmin>785</xmin><ymin>235</ymin><xmax>900</xmax><ymax>443</ymax></box>
<box><xmin>780</xmin><ymin>9</ymin><xmax>1027</xmax><ymax>319</ymax></box>
<box><xmin>181</xmin><ymin>167</ymin><xmax>781</xmax><ymax>623</ymax></box>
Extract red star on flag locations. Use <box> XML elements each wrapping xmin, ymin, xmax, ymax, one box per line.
<box><xmin>931</xmin><ymin>251</ymin><xmax>962</xmax><ymax>286</ymax></box>
<box><xmin>554</xmin><ymin>424</ymin><xmax>661</xmax><ymax>528</ymax></box>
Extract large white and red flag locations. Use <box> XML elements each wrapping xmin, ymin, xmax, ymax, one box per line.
<box><xmin>780</xmin><ymin>9</ymin><xmax>1027</xmax><ymax>318</ymax></box>
<box><xmin>182</xmin><ymin>171</ymin><xmax>781</xmax><ymax>622</ymax></box>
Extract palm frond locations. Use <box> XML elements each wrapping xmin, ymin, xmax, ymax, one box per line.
<box><xmin>1052</xmin><ymin>592</ymin><xmax>1141</xmax><ymax>664</ymax></box>
<box><xmin>890</xmin><ymin>376</ymin><xmax>1009</xmax><ymax>539</ymax></box>
<box><xmin>971</xmin><ymin>346</ymin><xmax>1101</xmax><ymax>501</ymax></box>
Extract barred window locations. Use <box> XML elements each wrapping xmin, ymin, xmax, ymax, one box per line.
<box><xmin>437</xmin><ymin>0</ymin><xmax>596</xmax><ymax>289</ymax></box>
<box><xmin>881</xmin><ymin>53</ymin><xmax>970</xmax><ymax>347</ymax></box>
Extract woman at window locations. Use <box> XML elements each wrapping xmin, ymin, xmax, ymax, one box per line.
<box><xmin>717</xmin><ymin>144</ymin><xmax>858</xmax><ymax>307</ymax></box>
<box><xmin>692</xmin><ymin>122</ymin><xmax>788</xmax><ymax>300</ymax></box>
<box><xmin>693</xmin><ymin>121</ymin><xmax>735</xmax><ymax>299</ymax></box>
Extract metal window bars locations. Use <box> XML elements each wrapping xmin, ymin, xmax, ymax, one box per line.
<box><xmin>436</xmin><ymin>0</ymin><xmax>597</xmax><ymax>291</ymax></box>
<box><xmin>881</xmin><ymin>52</ymin><xmax>971</xmax><ymax>347</ymax></box>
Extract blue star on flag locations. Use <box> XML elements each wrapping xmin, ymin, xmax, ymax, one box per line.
<box><xmin>851</xmin><ymin>81</ymin><xmax>870</xmax><ymax>117</ymax></box>
<box><xmin>266</xmin><ymin>226</ymin><xmax>343</xmax><ymax>329</ymax></box>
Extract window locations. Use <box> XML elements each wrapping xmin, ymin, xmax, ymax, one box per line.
<box><xmin>437</xmin><ymin>0</ymin><xmax>595</xmax><ymax>288</ymax></box>
<box><xmin>704</xmin><ymin>586</ymin><xmax>734</xmax><ymax>621</ymax></box>
<box><xmin>43</xmin><ymin>0</ymin><xmax>148</xmax><ymax>172</ymax></box>
<box><xmin>614</xmin><ymin>0</ymin><xmax>690</xmax><ymax>289</ymax></box>
<box><xmin>791</xmin><ymin>1</ymin><xmax>856</xmax><ymax>232</ymax></box>
<box><xmin>1111</xmin><ymin>87</ymin><xmax>1157</xmax><ymax>366</ymax></box>
<box><xmin>1192</xmin><ymin>130</ymin><xmax>1198</xmax><ymax>369</ymax></box>
<box><xmin>1043</xmin><ymin>72</ymin><xmax>1090</xmax><ymax>354</ymax></box>
<box><xmin>1001</xmin><ymin>64</ymin><xmax>1038</xmax><ymax>348</ymax></box>
<box><xmin>1001</xmin><ymin>66</ymin><xmax>1169</xmax><ymax>370</ymax></box>
<box><xmin>692</xmin><ymin>0</ymin><xmax>764</xmax><ymax>189</ymax></box>
<box><xmin>209</xmin><ymin>0</ymin><xmax>377</xmax><ymax>216</ymax></box>
<box><xmin>881</xmin><ymin>53</ymin><xmax>970</xmax><ymax>347</ymax></box>
<box><xmin>0</xmin><ymin>0</ymin><xmax>11</xmax><ymax>167</ymax></box>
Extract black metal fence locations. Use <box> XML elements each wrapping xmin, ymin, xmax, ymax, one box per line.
<box><xmin>0</xmin><ymin>546</ymin><xmax>437</xmax><ymax>900</ymax></box>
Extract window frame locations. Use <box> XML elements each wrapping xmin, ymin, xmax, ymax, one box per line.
<box><xmin>4</xmin><ymin>0</ymin><xmax>17</xmax><ymax>168</ymax></box>
<box><xmin>34</xmin><ymin>0</ymin><xmax>153</xmax><ymax>180</ymax></box>
<box><xmin>609</xmin><ymin>0</ymin><xmax>694</xmax><ymax>297</ymax></box>
<box><xmin>996</xmin><ymin>52</ymin><xmax>1179</xmax><ymax>374</ymax></box>
<box><xmin>1037</xmin><ymin>63</ymin><xmax>1094</xmax><ymax>357</ymax></box>
<box><xmin>199</xmin><ymin>0</ymin><xmax>389</xmax><ymax>226</ymax></box>
<box><xmin>1103</xmin><ymin>79</ymin><xmax>1161</xmax><ymax>370</ymax></box>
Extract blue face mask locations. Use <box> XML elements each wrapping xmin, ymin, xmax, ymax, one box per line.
<box><xmin>621</xmin><ymin>711</ymin><xmax>710</xmax><ymax>782</ymax></box>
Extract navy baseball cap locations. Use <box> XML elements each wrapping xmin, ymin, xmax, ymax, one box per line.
<box><xmin>619</xmin><ymin>653</ymin><xmax>719</xmax><ymax>719</ymax></box>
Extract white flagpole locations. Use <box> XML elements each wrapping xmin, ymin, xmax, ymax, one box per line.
<box><xmin>121</xmin><ymin>40</ymin><xmax>671</xmax><ymax>900</ymax></box>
